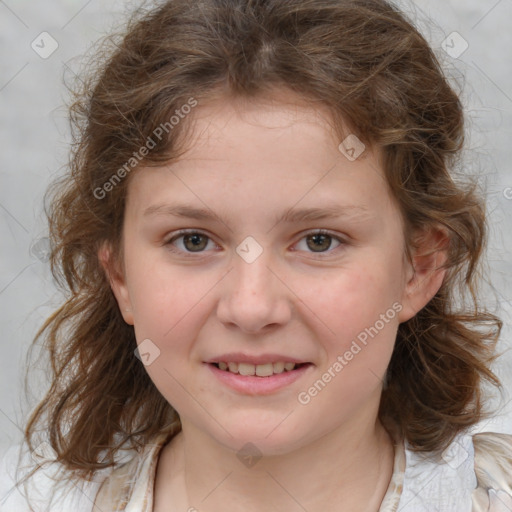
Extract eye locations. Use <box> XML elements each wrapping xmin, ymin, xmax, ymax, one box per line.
<box><xmin>164</xmin><ymin>229</ymin><xmax>346</xmax><ymax>256</ymax></box>
<box><xmin>164</xmin><ymin>230</ymin><xmax>218</xmax><ymax>253</ymax></box>
<box><xmin>294</xmin><ymin>230</ymin><xmax>344</xmax><ymax>254</ymax></box>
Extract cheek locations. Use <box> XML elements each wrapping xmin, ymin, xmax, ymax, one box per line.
<box><xmin>126</xmin><ymin>265</ymin><xmax>214</xmax><ymax>406</ymax></box>
<box><xmin>296</xmin><ymin>269</ymin><xmax>400</xmax><ymax>415</ymax></box>
<box><xmin>124</xmin><ymin>243</ymin><xmax>212</xmax><ymax>336</ymax></box>
<box><xmin>130</xmin><ymin>276</ymin><xmax>210</xmax><ymax>345</ymax></box>
<box><xmin>301</xmin><ymin>263</ymin><xmax>401</xmax><ymax>347</ymax></box>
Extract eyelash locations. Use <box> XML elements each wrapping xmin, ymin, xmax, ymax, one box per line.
<box><xmin>163</xmin><ymin>229</ymin><xmax>347</xmax><ymax>257</ymax></box>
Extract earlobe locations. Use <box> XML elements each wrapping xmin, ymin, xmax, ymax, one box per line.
<box><xmin>398</xmin><ymin>227</ymin><xmax>450</xmax><ymax>323</ymax></box>
<box><xmin>98</xmin><ymin>243</ymin><xmax>134</xmax><ymax>325</ymax></box>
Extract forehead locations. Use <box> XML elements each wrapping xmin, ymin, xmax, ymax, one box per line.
<box><xmin>183</xmin><ymin>90</ymin><xmax>342</xmax><ymax>162</ymax></box>
<box><xmin>125</xmin><ymin>90</ymin><xmax>395</xmax><ymax>226</ymax></box>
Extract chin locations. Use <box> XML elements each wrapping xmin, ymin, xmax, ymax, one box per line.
<box><xmin>207</xmin><ymin>418</ymin><xmax>309</xmax><ymax>457</ymax></box>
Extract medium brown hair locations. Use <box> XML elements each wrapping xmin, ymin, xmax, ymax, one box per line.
<box><xmin>22</xmin><ymin>0</ymin><xmax>502</xmax><ymax>487</ymax></box>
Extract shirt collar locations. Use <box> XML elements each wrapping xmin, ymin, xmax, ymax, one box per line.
<box><xmin>92</xmin><ymin>429</ymin><xmax>421</xmax><ymax>512</ymax></box>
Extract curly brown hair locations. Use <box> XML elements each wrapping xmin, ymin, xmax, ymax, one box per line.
<box><xmin>21</xmin><ymin>0</ymin><xmax>502</xmax><ymax>487</ymax></box>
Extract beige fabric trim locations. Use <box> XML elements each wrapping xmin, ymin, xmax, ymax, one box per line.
<box><xmin>472</xmin><ymin>432</ymin><xmax>512</xmax><ymax>512</ymax></box>
<box><xmin>92</xmin><ymin>432</ymin><xmax>173</xmax><ymax>512</ymax></box>
<box><xmin>378</xmin><ymin>435</ymin><xmax>406</xmax><ymax>512</ymax></box>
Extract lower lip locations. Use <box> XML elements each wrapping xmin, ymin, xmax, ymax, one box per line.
<box><xmin>205</xmin><ymin>363</ymin><xmax>314</xmax><ymax>395</ymax></box>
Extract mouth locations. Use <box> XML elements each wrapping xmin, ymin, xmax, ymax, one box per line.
<box><xmin>210</xmin><ymin>361</ymin><xmax>312</xmax><ymax>377</ymax></box>
<box><xmin>206</xmin><ymin>360</ymin><xmax>314</xmax><ymax>395</ymax></box>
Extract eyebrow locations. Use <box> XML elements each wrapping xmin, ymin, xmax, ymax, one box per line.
<box><xmin>143</xmin><ymin>202</ymin><xmax>373</xmax><ymax>226</ymax></box>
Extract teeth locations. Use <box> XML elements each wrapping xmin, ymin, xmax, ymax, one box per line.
<box><xmin>273</xmin><ymin>362</ymin><xmax>285</xmax><ymax>374</ymax></box>
<box><xmin>238</xmin><ymin>363</ymin><xmax>256</xmax><ymax>376</ymax></box>
<box><xmin>256</xmin><ymin>363</ymin><xmax>273</xmax><ymax>377</ymax></box>
<box><xmin>215</xmin><ymin>361</ymin><xmax>299</xmax><ymax>376</ymax></box>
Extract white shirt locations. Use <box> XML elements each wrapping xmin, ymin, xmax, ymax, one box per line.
<box><xmin>1</xmin><ymin>431</ymin><xmax>512</xmax><ymax>511</ymax></box>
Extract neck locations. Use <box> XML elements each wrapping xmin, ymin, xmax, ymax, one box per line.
<box><xmin>155</xmin><ymin>415</ymin><xmax>395</xmax><ymax>512</ymax></box>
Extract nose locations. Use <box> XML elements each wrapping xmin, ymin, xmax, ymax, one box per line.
<box><xmin>216</xmin><ymin>250</ymin><xmax>292</xmax><ymax>334</ymax></box>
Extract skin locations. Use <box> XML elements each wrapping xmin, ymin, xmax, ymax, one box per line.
<box><xmin>101</xmin><ymin>88</ymin><xmax>448</xmax><ymax>512</ymax></box>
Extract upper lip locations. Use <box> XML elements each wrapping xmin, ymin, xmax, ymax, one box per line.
<box><xmin>205</xmin><ymin>353</ymin><xmax>311</xmax><ymax>365</ymax></box>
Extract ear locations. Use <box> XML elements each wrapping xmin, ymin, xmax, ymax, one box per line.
<box><xmin>98</xmin><ymin>242</ymin><xmax>134</xmax><ymax>325</ymax></box>
<box><xmin>398</xmin><ymin>226</ymin><xmax>450</xmax><ymax>324</ymax></box>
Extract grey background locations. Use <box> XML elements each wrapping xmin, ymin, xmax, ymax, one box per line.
<box><xmin>1</xmin><ymin>0</ymin><xmax>511</xmax><ymax>460</ymax></box>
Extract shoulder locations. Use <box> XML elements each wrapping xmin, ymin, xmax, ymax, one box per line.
<box><xmin>0</xmin><ymin>442</ymin><xmax>104</xmax><ymax>512</ymax></box>
<box><xmin>1</xmin><ymin>431</ymin><xmax>173</xmax><ymax>512</ymax></box>
<box><xmin>472</xmin><ymin>431</ymin><xmax>512</xmax><ymax>511</ymax></box>
<box><xmin>398</xmin><ymin>430</ymin><xmax>512</xmax><ymax>511</ymax></box>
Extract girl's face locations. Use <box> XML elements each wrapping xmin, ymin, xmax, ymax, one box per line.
<box><xmin>106</xmin><ymin>90</ymin><xmax>445</xmax><ymax>454</ymax></box>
